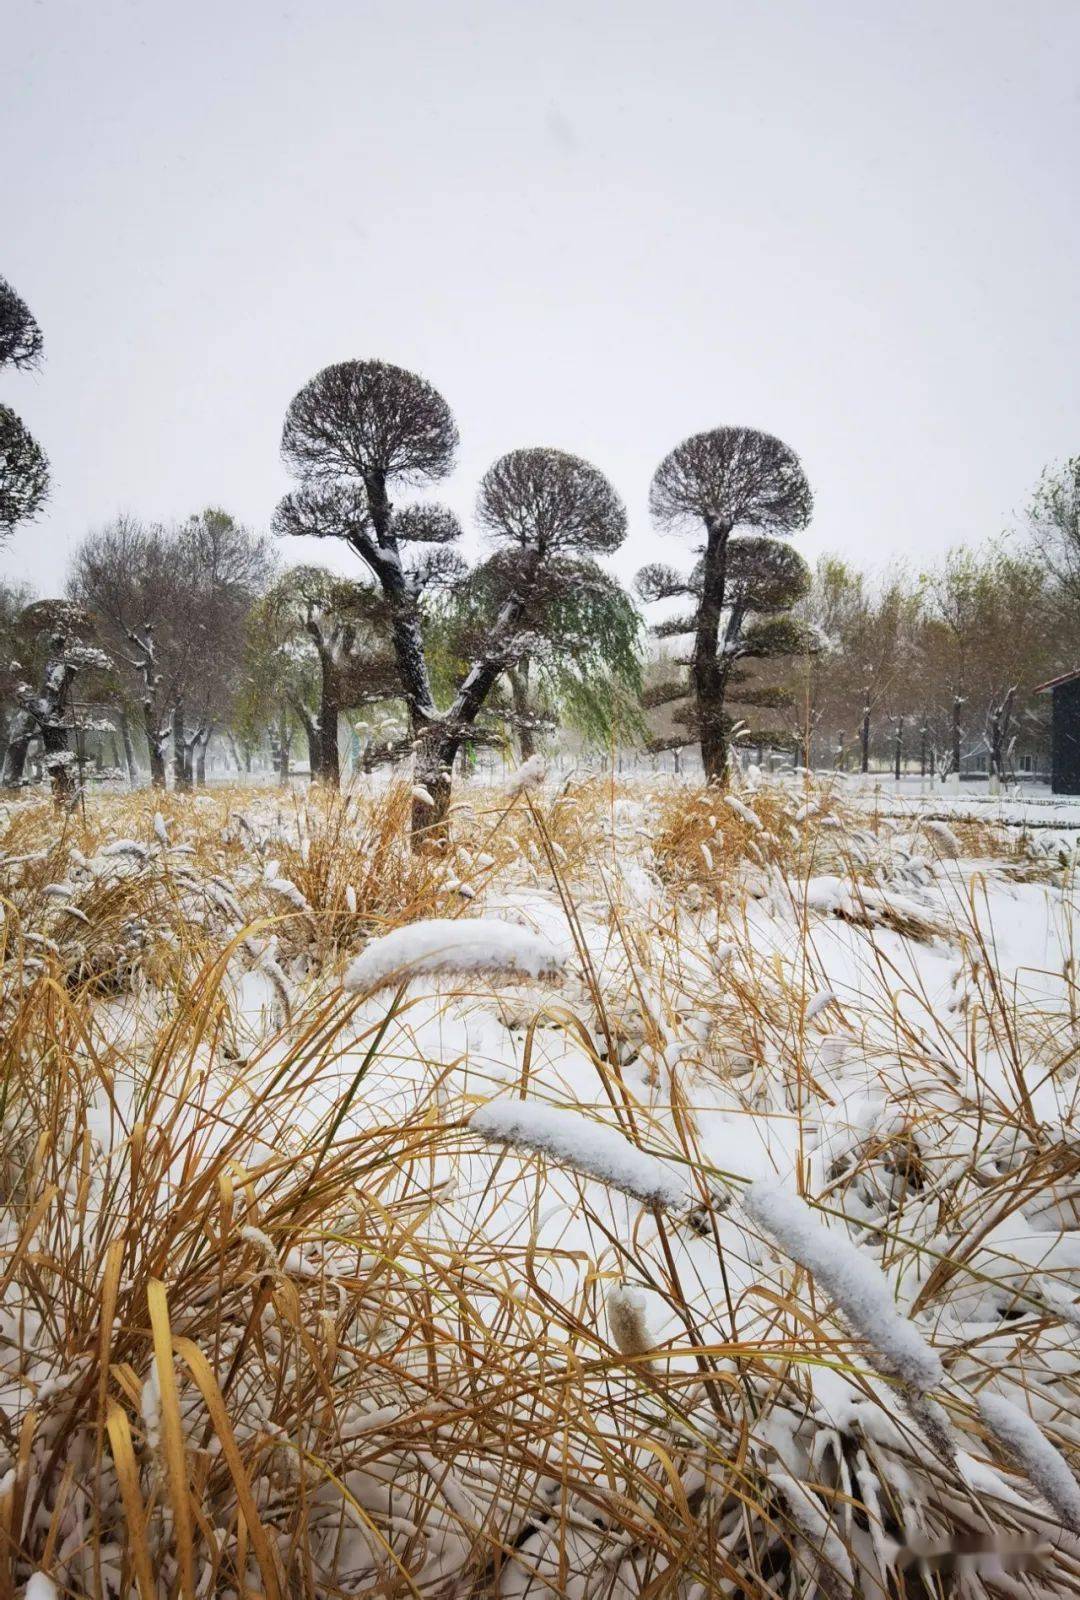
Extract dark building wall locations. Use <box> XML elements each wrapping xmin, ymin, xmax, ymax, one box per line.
<box><xmin>1051</xmin><ymin>679</ymin><xmax>1080</xmax><ymax>794</ymax></box>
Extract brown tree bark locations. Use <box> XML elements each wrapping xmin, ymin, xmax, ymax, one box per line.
<box><xmin>317</xmin><ymin>657</ymin><xmax>340</xmax><ymax>788</ymax></box>
<box><xmin>172</xmin><ymin>701</ymin><xmax>191</xmax><ymax>792</ymax></box>
<box><xmin>509</xmin><ymin>663</ymin><xmax>536</xmax><ymax>760</ymax></box>
<box><xmin>692</xmin><ymin>516</ymin><xmax>732</xmax><ymax>782</ymax></box>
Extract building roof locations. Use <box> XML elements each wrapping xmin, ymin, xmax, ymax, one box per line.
<box><xmin>1034</xmin><ymin>668</ymin><xmax>1080</xmax><ymax>694</ymax></box>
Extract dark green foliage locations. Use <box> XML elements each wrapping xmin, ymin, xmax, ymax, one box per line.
<box><xmin>0</xmin><ymin>277</ymin><xmax>49</xmax><ymax>542</ymax></box>
<box><xmin>0</xmin><ymin>406</ymin><xmax>49</xmax><ymax>538</ymax></box>
<box><xmin>0</xmin><ymin>278</ymin><xmax>43</xmax><ymax>371</ymax></box>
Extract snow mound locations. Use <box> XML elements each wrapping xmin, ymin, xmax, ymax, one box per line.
<box><xmin>344</xmin><ymin>917</ymin><xmax>567</xmax><ymax>993</ymax></box>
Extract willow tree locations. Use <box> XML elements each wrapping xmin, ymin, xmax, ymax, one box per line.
<box><xmin>641</xmin><ymin>428</ymin><xmax>813</xmax><ymax>779</ymax></box>
<box><xmin>275</xmin><ymin>358</ymin><xmax>627</xmax><ymax>836</ymax></box>
<box><xmin>428</xmin><ymin>550</ymin><xmax>643</xmax><ymax>759</ymax></box>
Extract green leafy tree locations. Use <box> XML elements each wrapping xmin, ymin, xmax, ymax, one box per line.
<box><xmin>429</xmin><ymin>557</ymin><xmax>644</xmax><ymax>758</ymax></box>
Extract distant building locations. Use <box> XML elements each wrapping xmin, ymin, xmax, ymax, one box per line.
<box><xmin>1035</xmin><ymin>669</ymin><xmax>1080</xmax><ymax>794</ymax></box>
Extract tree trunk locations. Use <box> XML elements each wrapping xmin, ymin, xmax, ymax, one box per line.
<box><xmin>861</xmin><ymin>688</ymin><xmax>871</xmax><ymax>774</ymax></box>
<box><xmin>172</xmin><ymin>702</ymin><xmax>190</xmax><ymax>792</ymax></box>
<box><xmin>131</xmin><ymin>630</ymin><xmax>165</xmax><ymax>788</ymax></box>
<box><xmin>412</xmin><ymin>734</ymin><xmax>454</xmax><ymax>845</ymax></box>
<box><xmin>691</xmin><ymin>517</ymin><xmax>731</xmax><ymax>783</ymax></box>
<box><xmin>289</xmin><ymin>698</ymin><xmax>320</xmax><ymax>780</ymax></box>
<box><xmin>42</xmin><ymin>709</ymin><xmax>74</xmax><ymax>811</ymax></box>
<box><xmin>144</xmin><ymin>704</ymin><xmax>167</xmax><ymax>789</ymax></box>
<box><xmin>509</xmin><ymin>663</ymin><xmax>536</xmax><ymax>760</ymax></box>
<box><xmin>276</xmin><ymin>702</ymin><xmax>292</xmax><ymax>787</ymax></box>
<box><xmin>952</xmin><ymin>694</ymin><xmax>963</xmax><ymax>777</ymax></box>
<box><xmin>1</xmin><ymin>710</ymin><xmax>34</xmax><ymax>788</ymax></box>
<box><xmin>195</xmin><ymin>726</ymin><xmax>212</xmax><ymax>787</ymax></box>
<box><xmin>317</xmin><ymin>658</ymin><xmax>341</xmax><ymax>787</ymax></box>
<box><xmin>3</xmin><ymin>638</ymin><xmax>77</xmax><ymax>795</ymax></box>
<box><xmin>119</xmin><ymin>710</ymin><xmax>138</xmax><ymax>786</ymax></box>
<box><xmin>363</xmin><ymin>471</ymin><xmax>441</xmax><ymax>735</ymax></box>
<box><xmin>988</xmin><ymin>687</ymin><xmax>1016</xmax><ymax>784</ymax></box>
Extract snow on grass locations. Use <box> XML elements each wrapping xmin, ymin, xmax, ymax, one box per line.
<box><xmin>344</xmin><ymin>917</ymin><xmax>567</xmax><ymax>993</ymax></box>
<box><xmin>923</xmin><ymin>819</ymin><xmax>961</xmax><ymax>858</ymax></box>
<box><xmin>725</xmin><ymin>793</ymin><xmax>762</xmax><ymax>830</ymax></box>
<box><xmin>507</xmin><ymin>754</ymin><xmax>547</xmax><ymax>795</ymax></box>
<box><xmin>6</xmin><ymin>774</ymin><xmax>1080</xmax><ymax>1596</ymax></box>
<box><xmin>977</xmin><ymin>1391</ymin><xmax>1080</xmax><ymax>1532</ymax></box>
<box><xmin>606</xmin><ymin>1285</ymin><xmax>655</xmax><ymax>1358</ymax></box>
<box><xmin>771</xmin><ymin>1471</ymin><xmax>855</xmax><ymax>1590</ymax></box>
<box><xmin>264</xmin><ymin>876</ymin><xmax>310</xmax><ymax>912</ymax></box>
<box><xmin>804</xmin><ymin>987</ymin><xmax>837</xmax><ymax>1022</ymax></box>
<box><xmin>744</xmin><ymin>1181</ymin><xmax>944</xmax><ymax>1392</ymax></box>
<box><xmin>470</xmin><ymin>1098</ymin><xmax>690</xmax><ymax>1209</ymax></box>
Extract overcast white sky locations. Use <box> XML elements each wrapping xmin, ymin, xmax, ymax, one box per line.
<box><xmin>2</xmin><ymin>0</ymin><xmax>1078</xmax><ymax>595</ymax></box>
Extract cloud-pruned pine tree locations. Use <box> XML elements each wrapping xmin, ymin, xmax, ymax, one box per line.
<box><xmin>638</xmin><ymin>428</ymin><xmax>814</xmax><ymax>778</ymax></box>
<box><xmin>274</xmin><ymin>359</ymin><xmax>627</xmax><ymax>839</ymax></box>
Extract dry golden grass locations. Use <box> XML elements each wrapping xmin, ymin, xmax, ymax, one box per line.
<box><xmin>2</xmin><ymin>774</ymin><xmax>1080</xmax><ymax>1597</ymax></box>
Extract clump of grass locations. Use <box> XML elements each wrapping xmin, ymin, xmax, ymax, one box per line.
<box><xmin>2</xmin><ymin>771</ymin><xmax>1080</xmax><ymax>1596</ymax></box>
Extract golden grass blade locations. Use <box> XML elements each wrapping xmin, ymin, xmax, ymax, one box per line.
<box><xmin>0</xmin><ymin>1185</ymin><xmax>57</xmax><ymax>1301</ymax></box>
<box><xmin>105</xmin><ymin>1403</ymin><xmax>158</xmax><ymax>1600</ymax></box>
<box><xmin>147</xmin><ymin>1278</ymin><xmax>195</xmax><ymax>1600</ymax></box>
<box><xmin>172</xmin><ymin>1336</ymin><xmax>282</xmax><ymax>1600</ymax></box>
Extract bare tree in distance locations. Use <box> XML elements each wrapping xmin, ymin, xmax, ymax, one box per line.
<box><xmin>1028</xmin><ymin>456</ymin><xmax>1080</xmax><ymax>603</ymax></box>
<box><xmin>0</xmin><ymin>275</ymin><xmax>49</xmax><ymax>542</ymax></box>
<box><xmin>642</xmin><ymin>428</ymin><xmax>814</xmax><ymax>779</ymax></box>
<box><xmin>275</xmin><ymin>358</ymin><xmax>628</xmax><ymax>837</ymax></box>
<box><xmin>68</xmin><ymin>511</ymin><xmax>274</xmax><ymax>787</ymax></box>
